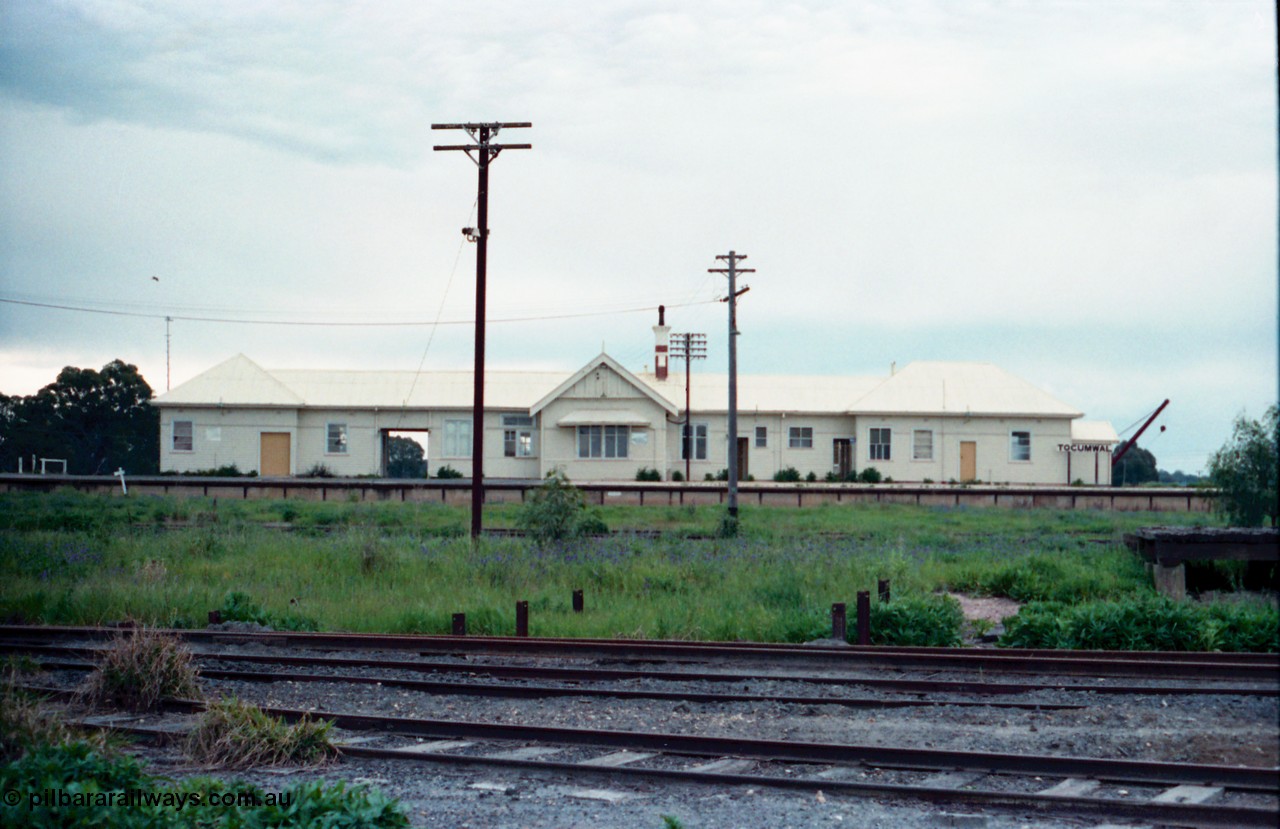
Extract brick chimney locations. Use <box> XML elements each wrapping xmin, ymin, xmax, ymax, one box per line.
<box><xmin>653</xmin><ymin>305</ymin><xmax>670</xmax><ymax>381</ymax></box>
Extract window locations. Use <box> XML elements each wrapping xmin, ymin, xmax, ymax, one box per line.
<box><xmin>172</xmin><ymin>420</ymin><xmax>193</xmax><ymax>452</ymax></box>
<box><xmin>869</xmin><ymin>428</ymin><xmax>891</xmax><ymax>461</ymax></box>
<box><xmin>912</xmin><ymin>429</ymin><xmax>933</xmax><ymax>461</ymax></box>
<box><xmin>1011</xmin><ymin>430</ymin><xmax>1031</xmax><ymax>462</ymax></box>
<box><xmin>788</xmin><ymin>427</ymin><xmax>813</xmax><ymax>449</ymax></box>
<box><xmin>504</xmin><ymin>429</ymin><xmax>534</xmax><ymax>457</ymax></box>
<box><xmin>755</xmin><ymin>426</ymin><xmax>767</xmax><ymax>448</ymax></box>
<box><xmin>682</xmin><ymin>422</ymin><xmax>708</xmax><ymax>460</ymax></box>
<box><xmin>577</xmin><ymin>425</ymin><xmax>629</xmax><ymax>459</ymax></box>
<box><xmin>326</xmin><ymin>423</ymin><xmax>348</xmax><ymax>454</ymax></box>
<box><xmin>502</xmin><ymin>415</ymin><xmax>535</xmax><ymax>457</ymax></box>
<box><xmin>443</xmin><ymin>419</ymin><xmax>471</xmax><ymax>458</ymax></box>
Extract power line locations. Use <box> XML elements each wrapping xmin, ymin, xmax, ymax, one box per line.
<box><xmin>0</xmin><ymin>296</ymin><xmax>718</xmax><ymax>328</ymax></box>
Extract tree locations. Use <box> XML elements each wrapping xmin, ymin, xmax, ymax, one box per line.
<box><xmin>0</xmin><ymin>360</ymin><xmax>159</xmax><ymax>474</ymax></box>
<box><xmin>1208</xmin><ymin>405</ymin><xmax>1278</xmax><ymax>527</ymax></box>
<box><xmin>384</xmin><ymin>435</ymin><xmax>427</xmax><ymax>478</ymax></box>
<box><xmin>1112</xmin><ymin>443</ymin><xmax>1158</xmax><ymax>486</ymax></box>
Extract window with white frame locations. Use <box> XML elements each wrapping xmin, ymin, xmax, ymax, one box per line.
<box><xmin>1010</xmin><ymin>430</ymin><xmax>1031</xmax><ymax>462</ymax></box>
<box><xmin>502</xmin><ymin>415</ymin><xmax>535</xmax><ymax>458</ymax></box>
<box><xmin>788</xmin><ymin>426</ymin><xmax>813</xmax><ymax>448</ymax></box>
<box><xmin>755</xmin><ymin>426</ymin><xmax>767</xmax><ymax>448</ymax></box>
<box><xmin>681</xmin><ymin>422</ymin><xmax>708</xmax><ymax>460</ymax></box>
<box><xmin>172</xmin><ymin>420</ymin><xmax>193</xmax><ymax>452</ymax></box>
<box><xmin>326</xmin><ymin>423</ymin><xmax>348</xmax><ymax>454</ymax></box>
<box><xmin>443</xmin><ymin>419</ymin><xmax>472</xmax><ymax>458</ymax></box>
<box><xmin>577</xmin><ymin>425</ymin><xmax>629</xmax><ymax>459</ymax></box>
<box><xmin>912</xmin><ymin>429</ymin><xmax>933</xmax><ymax>461</ymax></box>
<box><xmin>869</xmin><ymin>427</ymin><xmax>891</xmax><ymax>461</ymax></box>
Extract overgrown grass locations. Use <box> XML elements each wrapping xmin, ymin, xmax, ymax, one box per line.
<box><xmin>0</xmin><ymin>491</ymin><xmax>1267</xmax><ymax>650</ymax></box>
<box><xmin>79</xmin><ymin>629</ymin><xmax>202</xmax><ymax>711</ymax></box>
<box><xmin>186</xmin><ymin>697</ymin><xmax>336</xmax><ymax>768</ymax></box>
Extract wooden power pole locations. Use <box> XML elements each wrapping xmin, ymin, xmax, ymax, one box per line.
<box><xmin>432</xmin><ymin>122</ymin><xmax>531</xmax><ymax>539</ymax></box>
<box><xmin>710</xmin><ymin>251</ymin><xmax>753</xmax><ymax>520</ymax></box>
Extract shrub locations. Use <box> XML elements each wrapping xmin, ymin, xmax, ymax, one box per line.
<box><xmin>671</xmin><ymin>470</ymin><xmax>684</xmax><ymax>482</ymax></box>
<box><xmin>299</xmin><ymin>463</ymin><xmax>335</xmax><ymax>478</ymax></box>
<box><xmin>999</xmin><ymin>597</ymin><xmax>1279</xmax><ymax>652</ymax></box>
<box><xmin>868</xmin><ymin>594</ymin><xmax>964</xmax><ymax>647</ymax></box>
<box><xmin>434</xmin><ymin>465</ymin><xmax>464</xmax><ymax>479</ymax></box>
<box><xmin>805</xmin><ymin>471</ymin><xmax>817</xmax><ymax>482</ymax></box>
<box><xmin>79</xmin><ymin>629</ymin><xmax>202</xmax><ymax>712</ymax></box>
<box><xmin>186</xmin><ymin>696</ymin><xmax>336</xmax><ymax>768</ymax></box>
<box><xmin>635</xmin><ymin>467</ymin><xmax>663</xmax><ymax>482</ymax></box>
<box><xmin>773</xmin><ymin>466</ymin><xmax>801</xmax><ymax>482</ymax></box>
<box><xmin>859</xmin><ymin>467</ymin><xmax>883</xmax><ymax>483</ymax></box>
<box><xmin>516</xmin><ymin>470</ymin><xmax>606</xmax><ymax>543</ymax></box>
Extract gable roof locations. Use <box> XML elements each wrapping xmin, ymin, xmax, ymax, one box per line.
<box><xmin>153</xmin><ymin>355</ymin><xmax>1089</xmax><ymax>421</ymax></box>
<box><xmin>153</xmin><ymin>354</ymin><xmax>305</xmax><ymax>407</ymax></box>
<box><xmin>849</xmin><ymin>362</ymin><xmax>1082</xmax><ymax>418</ymax></box>
<box><xmin>530</xmin><ymin>353</ymin><xmax>679</xmax><ymax>417</ymax></box>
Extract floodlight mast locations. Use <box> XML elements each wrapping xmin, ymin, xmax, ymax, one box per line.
<box><xmin>670</xmin><ymin>331</ymin><xmax>707</xmax><ymax>482</ymax></box>
<box><xmin>433</xmin><ymin>122</ymin><xmax>531</xmax><ymax>539</ymax></box>
<box><xmin>710</xmin><ymin>251</ymin><xmax>754</xmax><ymax>520</ymax></box>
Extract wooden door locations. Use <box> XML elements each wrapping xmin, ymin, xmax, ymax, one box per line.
<box><xmin>960</xmin><ymin>441</ymin><xmax>976</xmax><ymax>482</ymax></box>
<box><xmin>736</xmin><ymin>437</ymin><xmax>750</xmax><ymax>481</ymax></box>
<box><xmin>833</xmin><ymin>438</ymin><xmax>852</xmax><ymax>479</ymax></box>
<box><xmin>260</xmin><ymin>433</ymin><xmax>291</xmax><ymax>477</ymax></box>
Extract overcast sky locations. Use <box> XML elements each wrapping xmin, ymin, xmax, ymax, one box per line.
<box><xmin>1</xmin><ymin>0</ymin><xmax>1275</xmax><ymax>474</ymax></box>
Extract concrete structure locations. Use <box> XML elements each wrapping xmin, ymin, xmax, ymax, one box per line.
<box><xmin>152</xmin><ymin>340</ymin><xmax>1118</xmax><ymax>484</ymax></box>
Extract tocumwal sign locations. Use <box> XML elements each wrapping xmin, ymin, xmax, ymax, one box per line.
<box><xmin>1057</xmin><ymin>444</ymin><xmax>1112</xmax><ymax>453</ymax></box>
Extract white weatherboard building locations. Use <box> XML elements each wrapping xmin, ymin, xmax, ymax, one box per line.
<box><xmin>152</xmin><ymin>330</ymin><xmax>1119</xmax><ymax>485</ymax></box>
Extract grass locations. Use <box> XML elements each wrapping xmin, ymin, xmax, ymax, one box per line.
<box><xmin>1</xmin><ymin>490</ymin><xmax>1269</xmax><ymax>650</ymax></box>
<box><xmin>78</xmin><ymin>629</ymin><xmax>203</xmax><ymax>711</ymax></box>
<box><xmin>186</xmin><ymin>696</ymin><xmax>336</xmax><ymax>769</ymax></box>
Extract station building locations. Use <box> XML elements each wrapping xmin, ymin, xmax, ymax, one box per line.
<box><xmin>153</xmin><ymin>325</ymin><xmax>1118</xmax><ymax>485</ymax></box>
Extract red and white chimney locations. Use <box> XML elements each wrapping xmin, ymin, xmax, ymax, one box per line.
<box><xmin>653</xmin><ymin>305</ymin><xmax>670</xmax><ymax>381</ymax></box>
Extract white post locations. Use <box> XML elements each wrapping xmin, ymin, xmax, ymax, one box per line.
<box><xmin>113</xmin><ymin>468</ymin><xmax>128</xmax><ymax>495</ymax></box>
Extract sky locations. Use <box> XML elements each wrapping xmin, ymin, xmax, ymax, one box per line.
<box><xmin>0</xmin><ymin>0</ymin><xmax>1275</xmax><ymax>475</ymax></box>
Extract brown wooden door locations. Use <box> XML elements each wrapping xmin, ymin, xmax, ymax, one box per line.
<box><xmin>960</xmin><ymin>441</ymin><xmax>976</xmax><ymax>482</ymax></box>
<box><xmin>736</xmin><ymin>437</ymin><xmax>749</xmax><ymax>481</ymax></box>
<box><xmin>260</xmin><ymin>433</ymin><xmax>291</xmax><ymax>476</ymax></box>
<box><xmin>833</xmin><ymin>439</ymin><xmax>852</xmax><ymax>479</ymax></box>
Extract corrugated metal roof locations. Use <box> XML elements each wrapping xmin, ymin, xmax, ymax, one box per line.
<box><xmin>638</xmin><ymin>373</ymin><xmax>881</xmax><ymax>414</ymax></box>
<box><xmin>154</xmin><ymin>355</ymin><xmax>1085</xmax><ymax>420</ymax></box>
<box><xmin>1071</xmin><ymin>421</ymin><xmax>1120</xmax><ymax>443</ymax></box>
<box><xmin>848</xmin><ymin>362</ymin><xmax>1082</xmax><ymax>418</ymax></box>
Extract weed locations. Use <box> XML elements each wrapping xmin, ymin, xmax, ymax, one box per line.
<box><xmin>79</xmin><ymin>628</ymin><xmax>202</xmax><ymax>711</ymax></box>
<box><xmin>300</xmin><ymin>463</ymin><xmax>335</xmax><ymax>478</ymax></box>
<box><xmin>517</xmin><ymin>470</ymin><xmax>606</xmax><ymax>543</ymax></box>
<box><xmin>185</xmin><ymin>696</ymin><xmax>337</xmax><ymax>768</ymax></box>
<box><xmin>868</xmin><ymin>594</ymin><xmax>964</xmax><ymax>646</ymax></box>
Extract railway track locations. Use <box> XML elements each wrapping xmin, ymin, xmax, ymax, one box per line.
<box><xmin>3</xmin><ymin>624</ymin><xmax>1277</xmax><ymax>682</ymax></box>
<box><xmin>8</xmin><ymin>625</ymin><xmax>1278</xmax><ymax>826</ymax></box>
<box><xmin>25</xmin><ymin>688</ymin><xmax>1276</xmax><ymax>829</ymax></box>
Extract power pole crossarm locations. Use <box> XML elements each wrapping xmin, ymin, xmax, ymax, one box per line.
<box><xmin>708</xmin><ymin>251</ymin><xmax>755</xmax><ymax>520</ymax></box>
<box><xmin>433</xmin><ymin>121</ymin><xmax>531</xmax><ymax>540</ymax></box>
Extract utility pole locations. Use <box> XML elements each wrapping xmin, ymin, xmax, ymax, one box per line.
<box><xmin>670</xmin><ymin>330</ymin><xmax>707</xmax><ymax>482</ymax></box>
<box><xmin>433</xmin><ymin>122</ymin><xmax>531</xmax><ymax>539</ymax></box>
<box><xmin>710</xmin><ymin>251</ymin><xmax>753</xmax><ymax>520</ymax></box>
<box><xmin>165</xmin><ymin>316</ymin><xmax>172</xmax><ymax>391</ymax></box>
